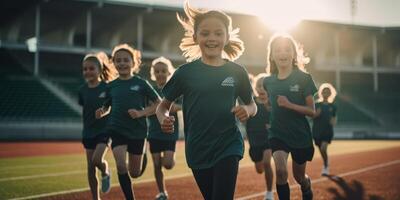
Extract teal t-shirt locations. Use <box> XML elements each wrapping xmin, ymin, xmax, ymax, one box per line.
<box><xmin>263</xmin><ymin>68</ymin><xmax>317</xmax><ymax>148</ymax></box>
<box><xmin>105</xmin><ymin>76</ymin><xmax>160</xmax><ymax>139</ymax></box>
<box><xmin>312</xmin><ymin>102</ymin><xmax>337</xmax><ymax>136</ymax></box>
<box><xmin>148</xmin><ymin>86</ymin><xmax>179</xmax><ymax>141</ymax></box>
<box><xmin>245</xmin><ymin>101</ymin><xmax>270</xmax><ymax>147</ymax></box>
<box><xmin>163</xmin><ymin>59</ymin><xmax>253</xmax><ymax>169</ymax></box>
<box><xmin>78</xmin><ymin>81</ymin><xmax>108</xmax><ymax>139</ymax></box>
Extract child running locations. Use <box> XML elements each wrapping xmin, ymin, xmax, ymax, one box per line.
<box><xmin>312</xmin><ymin>83</ymin><xmax>337</xmax><ymax>176</ymax></box>
<box><xmin>97</xmin><ymin>44</ymin><xmax>161</xmax><ymax>200</ymax></box>
<box><xmin>148</xmin><ymin>56</ymin><xmax>181</xmax><ymax>200</ymax></box>
<box><xmin>79</xmin><ymin>51</ymin><xmax>116</xmax><ymax>200</ymax></box>
<box><xmin>263</xmin><ymin>33</ymin><xmax>317</xmax><ymax>200</ymax></box>
<box><xmin>156</xmin><ymin>2</ymin><xmax>257</xmax><ymax>200</ymax></box>
<box><xmin>246</xmin><ymin>73</ymin><xmax>274</xmax><ymax>200</ymax></box>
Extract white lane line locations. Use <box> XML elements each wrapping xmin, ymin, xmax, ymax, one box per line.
<box><xmin>8</xmin><ymin>172</ymin><xmax>193</xmax><ymax>200</ymax></box>
<box><xmin>235</xmin><ymin>159</ymin><xmax>400</xmax><ymax>200</ymax></box>
<box><xmin>0</xmin><ymin>170</ymin><xmax>84</xmax><ymax>182</ymax></box>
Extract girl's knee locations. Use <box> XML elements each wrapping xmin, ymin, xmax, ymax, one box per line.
<box><xmin>275</xmin><ymin>167</ymin><xmax>288</xmax><ymax>180</ymax></box>
<box><xmin>162</xmin><ymin>159</ymin><xmax>175</xmax><ymax>170</ymax></box>
<box><xmin>129</xmin><ymin>168</ymin><xmax>141</xmax><ymax>178</ymax></box>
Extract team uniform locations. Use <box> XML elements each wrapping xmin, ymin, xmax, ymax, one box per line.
<box><xmin>148</xmin><ymin>86</ymin><xmax>180</xmax><ymax>153</ymax></box>
<box><xmin>104</xmin><ymin>76</ymin><xmax>160</xmax><ymax>154</ymax></box>
<box><xmin>263</xmin><ymin>68</ymin><xmax>317</xmax><ymax>164</ymax></box>
<box><xmin>312</xmin><ymin>102</ymin><xmax>337</xmax><ymax>147</ymax></box>
<box><xmin>162</xmin><ymin>59</ymin><xmax>253</xmax><ymax>199</ymax></box>
<box><xmin>78</xmin><ymin>81</ymin><xmax>110</xmax><ymax>149</ymax></box>
<box><xmin>246</xmin><ymin>102</ymin><xmax>271</xmax><ymax>162</ymax></box>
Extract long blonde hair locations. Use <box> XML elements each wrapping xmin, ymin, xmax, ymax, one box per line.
<box><xmin>317</xmin><ymin>83</ymin><xmax>337</xmax><ymax>103</ymax></box>
<box><xmin>266</xmin><ymin>33</ymin><xmax>310</xmax><ymax>75</ymax></box>
<box><xmin>111</xmin><ymin>44</ymin><xmax>142</xmax><ymax>73</ymax></box>
<box><xmin>150</xmin><ymin>56</ymin><xmax>175</xmax><ymax>81</ymax></box>
<box><xmin>176</xmin><ymin>1</ymin><xmax>244</xmax><ymax>62</ymax></box>
<box><xmin>83</xmin><ymin>51</ymin><xmax>117</xmax><ymax>82</ymax></box>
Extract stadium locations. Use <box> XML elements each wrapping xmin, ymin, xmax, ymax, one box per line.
<box><xmin>0</xmin><ymin>0</ymin><xmax>399</xmax><ymax>199</ymax></box>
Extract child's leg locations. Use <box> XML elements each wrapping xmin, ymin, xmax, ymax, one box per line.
<box><xmin>113</xmin><ymin>145</ymin><xmax>134</xmax><ymax>200</ymax></box>
<box><xmin>85</xmin><ymin>149</ymin><xmax>100</xmax><ymax>200</ymax></box>
<box><xmin>212</xmin><ymin>156</ymin><xmax>240</xmax><ymax>200</ymax></box>
<box><xmin>92</xmin><ymin>143</ymin><xmax>109</xmax><ymax>176</ymax></box>
<box><xmin>291</xmin><ymin>146</ymin><xmax>314</xmax><ymax>200</ymax></box>
<box><xmin>319</xmin><ymin>141</ymin><xmax>329</xmax><ymax>168</ymax></box>
<box><xmin>93</xmin><ymin>143</ymin><xmax>111</xmax><ymax>193</ymax></box>
<box><xmin>292</xmin><ymin>161</ymin><xmax>309</xmax><ymax>188</ymax></box>
<box><xmin>128</xmin><ymin>154</ymin><xmax>144</xmax><ymax>178</ymax></box>
<box><xmin>127</xmin><ymin>139</ymin><xmax>146</xmax><ymax>178</ymax></box>
<box><xmin>151</xmin><ymin>153</ymin><xmax>166</xmax><ymax>193</ymax></box>
<box><xmin>272</xmin><ymin>150</ymin><xmax>290</xmax><ymax>200</ymax></box>
<box><xmin>292</xmin><ymin>161</ymin><xmax>313</xmax><ymax>200</ymax></box>
<box><xmin>192</xmin><ymin>167</ymin><xmax>213</xmax><ymax>200</ymax></box>
<box><xmin>162</xmin><ymin>150</ymin><xmax>176</xmax><ymax>170</ymax></box>
<box><xmin>263</xmin><ymin>149</ymin><xmax>274</xmax><ymax>192</ymax></box>
<box><xmin>250</xmin><ymin>146</ymin><xmax>265</xmax><ymax>174</ymax></box>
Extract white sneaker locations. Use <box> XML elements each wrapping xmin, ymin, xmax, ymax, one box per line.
<box><xmin>264</xmin><ymin>191</ymin><xmax>274</xmax><ymax>200</ymax></box>
<box><xmin>155</xmin><ymin>192</ymin><xmax>168</xmax><ymax>200</ymax></box>
<box><xmin>321</xmin><ymin>166</ymin><xmax>329</xmax><ymax>176</ymax></box>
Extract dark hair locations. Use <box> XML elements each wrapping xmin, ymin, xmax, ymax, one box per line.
<box><xmin>111</xmin><ymin>43</ymin><xmax>142</xmax><ymax>73</ymax></box>
<box><xmin>176</xmin><ymin>1</ymin><xmax>244</xmax><ymax>61</ymax></box>
<box><xmin>266</xmin><ymin>33</ymin><xmax>310</xmax><ymax>75</ymax></box>
<box><xmin>83</xmin><ymin>52</ymin><xmax>117</xmax><ymax>82</ymax></box>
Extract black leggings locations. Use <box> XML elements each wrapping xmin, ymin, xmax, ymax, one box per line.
<box><xmin>192</xmin><ymin>156</ymin><xmax>239</xmax><ymax>200</ymax></box>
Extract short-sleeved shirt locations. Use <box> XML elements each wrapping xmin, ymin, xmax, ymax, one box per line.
<box><xmin>105</xmin><ymin>76</ymin><xmax>160</xmax><ymax>139</ymax></box>
<box><xmin>162</xmin><ymin>59</ymin><xmax>253</xmax><ymax>169</ymax></box>
<box><xmin>312</xmin><ymin>102</ymin><xmax>337</xmax><ymax>136</ymax></box>
<box><xmin>148</xmin><ymin>86</ymin><xmax>179</xmax><ymax>141</ymax></box>
<box><xmin>263</xmin><ymin>68</ymin><xmax>317</xmax><ymax>148</ymax></box>
<box><xmin>246</xmin><ymin>102</ymin><xmax>270</xmax><ymax>147</ymax></box>
<box><xmin>78</xmin><ymin>82</ymin><xmax>108</xmax><ymax>139</ymax></box>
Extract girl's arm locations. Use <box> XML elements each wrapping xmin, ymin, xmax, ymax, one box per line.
<box><xmin>277</xmin><ymin>95</ymin><xmax>315</xmax><ymax>117</ymax></box>
<box><xmin>170</xmin><ymin>103</ymin><xmax>182</xmax><ymax>113</ymax></box>
<box><xmin>232</xmin><ymin>100</ymin><xmax>257</xmax><ymax>123</ymax></box>
<box><xmin>128</xmin><ymin>99</ymin><xmax>161</xmax><ymax>119</ymax></box>
<box><xmin>156</xmin><ymin>98</ymin><xmax>175</xmax><ymax>133</ymax></box>
<box><xmin>95</xmin><ymin>106</ymin><xmax>111</xmax><ymax>119</ymax></box>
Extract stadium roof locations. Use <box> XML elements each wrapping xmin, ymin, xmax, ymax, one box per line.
<box><xmin>101</xmin><ymin>0</ymin><xmax>400</xmax><ymax>28</ymax></box>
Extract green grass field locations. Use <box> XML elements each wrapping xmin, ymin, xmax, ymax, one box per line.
<box><xmin>1</xmin><ymin>140</ymin><xmax>400</xmax><ymax>200</ymax></box>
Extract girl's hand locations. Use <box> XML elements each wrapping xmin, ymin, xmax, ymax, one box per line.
<box><xmin>277</xmin><ymin>95</ymin><xmax>292</xmax><ymax>108</ymax></box>
<box><xmin>128</xmin><ymin>109</ymin><xmax>144</xmax><ymax>119</ymax></box>
<box><xmin>95</xmin><ymin>107</ymin><xmax>106</xmax><ymax>119</ymax></box>
<box><xmin>231</xmin><ymin>105</ymin><xmax>250</xmax><ymax>123</ymax></box>
<box><xmin>161</xmin><ymin>116</ymin><xmax>175</xmax><ymax>133</ymax></box>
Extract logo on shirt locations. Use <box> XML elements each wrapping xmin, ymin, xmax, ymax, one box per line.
<box><xmin>289</xmin><ymin>84</ymin><xmax>300</xmax><ymax>92</ymax></box>
<box><xmin>98</xmin><ymin>92</ymin><xmax>106</xmax><ymax>98</ymax></box>
<box><xmin>130</xmin><ymin>85</ymin><xmax>140</xmax><ymax>91</ymax></box>
<box><xmin>221</xmin><ymin>77</ymin><xmax>235</xmax><ymax>87</ymax></box>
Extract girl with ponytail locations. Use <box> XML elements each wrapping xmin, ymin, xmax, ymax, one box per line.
<box><xmin>79</xmin><ymin>51</ymin><xmax>116</xmax><ymax>199</ymax></box>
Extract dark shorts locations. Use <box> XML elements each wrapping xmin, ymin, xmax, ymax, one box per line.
<box><xmin>249</xmin><ymin>143</ymin><xmax>271</xmax><ymax>163</ymax></box>
<box><xmin>111</xmin><ymin>133</ymin><xmax>146</xmax><ymax>155</ymax></box>
<box><xmin>82</xmin><ymin>134</ymin><xmax>111</xmax><ymax>150</ymax></box>
<box><xmin>269</xmin><ymin>138</ymin><xmax>314</xmax><ymax>165</ymax></box>
<box><xmin>148</xmin><ymin>139</ymin><xmax>176</xmax><ymax>153</ymax></box>
<box><xmin>313</xmin><ymin>129</ymin><xmax>334</xmax><ymax>147</ymax></box>
<box><xmin>313</xmin><ymin>134</ymin><xmax>333</xmax><ymax>147</ymax></box>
